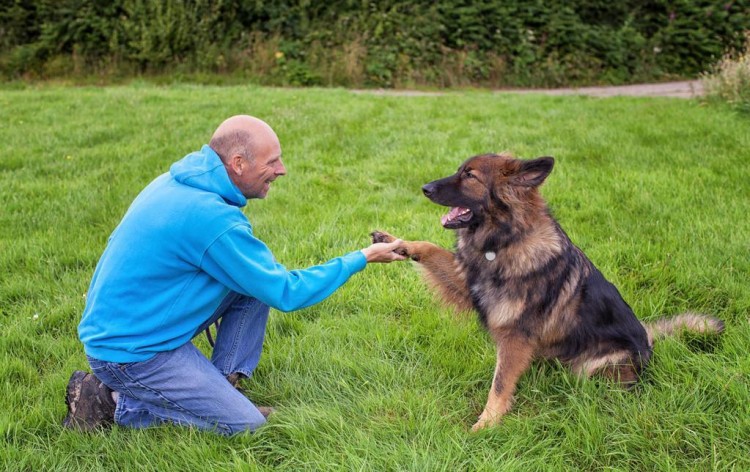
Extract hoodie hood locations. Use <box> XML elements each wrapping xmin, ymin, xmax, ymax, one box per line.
<box><xmin>169</xmin><ymin>145</ymin><xmax>247</xmax><ymax>207</ymax></box>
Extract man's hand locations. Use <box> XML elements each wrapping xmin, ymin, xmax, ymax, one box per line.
<box><xmin>361</xmin><ymin>239</ymin><xmax>407</xmax><ymax>263</ymax></box>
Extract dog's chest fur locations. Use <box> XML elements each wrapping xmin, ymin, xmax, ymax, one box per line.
<box><xmin>455</xmin><ymin>223</ymin><xmax>569</xmax><ymax>331</ymax></box>
<box><xmin>455</xmin><ymin>235</ymin><xmax>524</xmax><ymax>329</ymax></box>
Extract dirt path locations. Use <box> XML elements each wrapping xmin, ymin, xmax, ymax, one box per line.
<box><xmin>506</xmin><ymin>80</ymin><xmax>703</xmax><ymax>98</ymax></box>
<box><xmin>352</xmin><ymin>80</ymin><xmax>704</xmax><ymax>99</ymax></box>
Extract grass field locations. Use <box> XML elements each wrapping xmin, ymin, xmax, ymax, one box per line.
<box><xmin>1</xmin><ymin>84</ymin><xmax>749</xmax><ymax>471</ymax></box>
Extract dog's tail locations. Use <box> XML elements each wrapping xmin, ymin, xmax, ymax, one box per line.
<box><xmin>642</xmin><ymin>312</ymin><xmax>724</xmax><ymax>345</ymax></box>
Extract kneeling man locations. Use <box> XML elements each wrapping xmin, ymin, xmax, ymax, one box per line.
<box><xmin>63</xmin><ymin>115</ymin><xmax>403</xmax><ymax>435</ymax></box>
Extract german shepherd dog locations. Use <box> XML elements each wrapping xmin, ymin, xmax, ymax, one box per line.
<box><xmin>372</xmin><ymin>153</ymin><xmax>723</xmax><ymax>431</ymax></box>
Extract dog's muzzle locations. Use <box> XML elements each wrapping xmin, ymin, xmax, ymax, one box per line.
<box><xmin>422</xmin><ymin>182</ymin><xmax>436</xmax><ymax>198</ymax></box>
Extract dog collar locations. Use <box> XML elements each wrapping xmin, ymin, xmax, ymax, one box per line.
<box><xmin>485</xmin><ymin>251</ymin><xmax>496</xmax><ymax>261</ymax></box>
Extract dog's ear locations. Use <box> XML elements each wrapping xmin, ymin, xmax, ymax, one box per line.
<box><xmin>511</xmin><ymin>157</ymin><xmax>554</xmax><ymax>187</ymax></box>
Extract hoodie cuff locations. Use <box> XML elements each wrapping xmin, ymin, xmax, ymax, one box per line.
<box><xmin>344</xmin><ymin>250</ymin><xmax>368</xmax><ymax>273</ymax></box>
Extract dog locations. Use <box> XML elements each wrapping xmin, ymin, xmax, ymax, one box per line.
<box><xmin>372</xmin><ymin>153</ymin><xmax>723</xmax><ymax>431</ymax></box>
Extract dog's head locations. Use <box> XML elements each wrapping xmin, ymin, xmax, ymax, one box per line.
<box><xmin>422</xmin><ymin>153</ymin><xmax>554</xmax><ymax>229</ymax></box>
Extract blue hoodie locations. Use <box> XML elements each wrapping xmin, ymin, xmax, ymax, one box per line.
<box><xmin>79</xmin><ymin>145</ymin><xmax>367</xmax><ymax>363</ymax></box>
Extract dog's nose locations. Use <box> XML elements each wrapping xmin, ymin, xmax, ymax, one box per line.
<box><xmin>422</xmin><ymin>183</ymin><xmax>435</xmax><ymax>197</ymax></box>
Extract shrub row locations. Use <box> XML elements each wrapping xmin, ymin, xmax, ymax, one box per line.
<box><xmin>1</xmin><ymin>0</ymin><xmax>749</xmax><ymax>87</ymax></box>
<box><xmin>702</xmin><ymin>32</ymin><xmax>750</xmax><ymax>112</ymax></box>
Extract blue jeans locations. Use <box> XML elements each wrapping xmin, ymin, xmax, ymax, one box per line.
<box><xmin>87</xmin><ymin>292</ymin><xmax>270</xmax><ymax>435</ymax></box>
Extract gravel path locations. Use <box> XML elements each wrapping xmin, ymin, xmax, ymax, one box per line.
<box><xmin>506</xmin><ymin>80</ymin><xmax>703</xmax><ymax>98</ymax></box>
<box><xmin>352</xmin><ymin>80</ymin><xmax>704</xmax><ymax>99</ymax></box>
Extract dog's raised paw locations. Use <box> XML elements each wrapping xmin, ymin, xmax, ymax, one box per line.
<box><xmin>371</xmin><ymin>230</ymin><xmax>395</xmax><ymax>244</ymax></box>
<box><xmin>371</xmin><ymin>230</ymin><xmax>412</xmax><ymax>258</ymax></box>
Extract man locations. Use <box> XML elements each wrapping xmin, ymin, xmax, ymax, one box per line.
<box><xmin>63</xmin><ymin>115</ymin><xmax>404</xmax><ymax>435</ymax></box>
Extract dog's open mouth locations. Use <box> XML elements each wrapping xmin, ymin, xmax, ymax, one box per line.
<box><xmin>441</xmin><ymin>207</ymin><xmax>473</xmax><ymax>228</ymax></box>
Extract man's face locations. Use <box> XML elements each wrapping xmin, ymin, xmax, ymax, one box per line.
<box><xmin>235</xmin><ymin>135</ymin><xmax>286</xmax><ymax>199</ymax></box>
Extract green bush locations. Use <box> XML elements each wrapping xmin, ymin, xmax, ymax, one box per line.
<box><xmin>702</xmin><ymin>32</ymin><xmax>750</xmax><ymax>113</ymax></box>
<box><xmin>1</xmin><ymin>0</ymin><xmax>749</xmax><ymax>87</ymax></box>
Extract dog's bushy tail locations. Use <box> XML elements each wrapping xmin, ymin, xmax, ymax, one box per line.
<box><xmin>642</xmin><ymin>312</ymin><xmax>724</xmax><ymax>345</ymax></box>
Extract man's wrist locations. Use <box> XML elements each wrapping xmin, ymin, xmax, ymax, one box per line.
<box><xmin>360</xmin><ymin>248</ymin><xmax>372</xmax><ymax>262</ymax></box>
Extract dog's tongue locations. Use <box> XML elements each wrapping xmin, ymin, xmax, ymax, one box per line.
<box><xmin>441</xmin><ymin>207</ymin><xmax>470</xmax><ymax>226</ymax></box>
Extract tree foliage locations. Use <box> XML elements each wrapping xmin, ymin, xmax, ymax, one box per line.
<box><xmin>1</xmin><ymin>0</ymin><xmax>748</xmax><ymax>86</ymax></box>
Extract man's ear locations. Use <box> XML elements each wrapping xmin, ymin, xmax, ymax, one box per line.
<box><xmin>230</xmin><ymin>154</ymin><xmax>245</xmax><ymax>176</ymax></box>
<box><xmin>511</xmin><ymin>156</ymin><xmax>554</xmax><ymax>187</ymax></box>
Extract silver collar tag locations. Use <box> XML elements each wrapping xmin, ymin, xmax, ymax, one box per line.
<box><xmin>485</xmin><ymin>251</ymin><xmax>496</xmax><ymax>261</ymax></box>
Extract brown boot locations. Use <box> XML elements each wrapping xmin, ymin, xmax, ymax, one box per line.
<box><xmin>226</xmin><ymin>373</ymin><xmax>274</xmax><ymax>418</ymax></box>
<box><xmin>226</xmin><ymin>372</ymin><xmax>246</xmax><ymax>389</ymax></box>
<box><xmin>62</xmin><ymin>371</ymin><xmax>116</xmax><ymax>431</ymax></box>
<box><xmin>256</xmin><ymin>406</ymin><xmax>276</xmax><ymax>419</ymax></box>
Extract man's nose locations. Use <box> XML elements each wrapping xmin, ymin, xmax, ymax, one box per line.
<box><xmin>276</xmin><ymin>160</ymin><xmax>287</xmax><ymax>176</ymax></box>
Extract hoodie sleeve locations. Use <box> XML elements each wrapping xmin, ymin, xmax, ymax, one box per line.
<box><xmin>200</xmin><ymin>224</ymin><xmax>367</xmax><ymax>312</ymax></box>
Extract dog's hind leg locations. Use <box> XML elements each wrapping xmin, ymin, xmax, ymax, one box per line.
<box><xmin>597</xmin><ymin>360</ymin><xmax>641</xmax><ymax>387</ymax></box>
<box><xmin>472</xmin><ymin>331</ymin><xmax>535</xmax><ymax>431</ymax></box>
<box><xmin>372</xmin><ymin>230</ymin><xmax>473</xmax><ymax>311</ymax></box>
<box><xmin>573</xmin><ymin>350</ymin><xmax>645</xmax><ymax>388</ymax></box>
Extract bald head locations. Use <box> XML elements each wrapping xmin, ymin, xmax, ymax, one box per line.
<box><xmin>210</xmin><ymin>115</ymin><xmax>286</xmax><ymax>199</ymax></box>
<box><xmin>209</xmin><ymin>115</ymin><xmax>279</xmax><ymax>164</ymax></box>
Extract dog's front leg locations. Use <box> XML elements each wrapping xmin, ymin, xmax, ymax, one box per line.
<box><xmin>472</xmin><ymin>331</ymin><xmax>535</xmax><ymax>431</ymax></box>
<box><xmin>372</xmin><ymin>230</ymin><xmax>472</xmax><ymax>311</ymax></box>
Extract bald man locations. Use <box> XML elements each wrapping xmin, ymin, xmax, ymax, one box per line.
<box><xmin>63</xmin><ymin>116</ymin><xmax>404</xmax><ymax>435</ymax></box>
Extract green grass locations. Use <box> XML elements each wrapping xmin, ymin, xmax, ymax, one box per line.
<box><xmin>1</xmin><ymin>84</ymin><xmax>749</xmax><ymax>471</ymax></box>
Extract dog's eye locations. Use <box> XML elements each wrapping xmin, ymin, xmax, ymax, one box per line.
<box><xmin>464</xmin><ymin>170</ymin><xmax>476</xmax><ymax>179</ymax></box>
